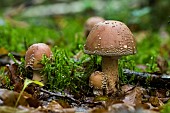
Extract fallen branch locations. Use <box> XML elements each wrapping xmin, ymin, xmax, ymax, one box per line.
<box><xmin>40</xmin><ymin>88</ymin><xmax>81</xmax><ymax>104</ymax></box>
<box><xmin>39</xmin><ymin>88</ymin><xmax>103</xmax><ymax>107</ymax></box>
<box><xmin>123</xmin><ymin>69</ymin><xmax>170</xmax><ymax>89</ymax></box>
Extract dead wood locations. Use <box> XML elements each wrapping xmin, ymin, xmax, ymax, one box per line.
<box><xmin>123</xmin><ymin>69</ymin><xmax>170</xmax><ymax>89</ymax></box>
<box><xmin>40</xmin><ymin>88</ymin><xmax>81</xmax><ymax>104</ymax></box>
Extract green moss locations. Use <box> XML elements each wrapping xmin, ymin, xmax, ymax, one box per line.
<box><xmin>41</xmin><ymin>46</ymin><xmax>96</xmax><ymax>94</ymax></box>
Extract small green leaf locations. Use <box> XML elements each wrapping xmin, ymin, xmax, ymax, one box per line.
<box><xmin>32</xmin><ymin>80</ymin><xmax>44</xmax><ymax>87</ymax></box>
<box><xmin>15</xmin><ymin>78</ymin><xmax>44</xmax><ymax>107</ymax></box>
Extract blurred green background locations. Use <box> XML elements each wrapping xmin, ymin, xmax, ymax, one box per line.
<box><xmin>1</xmin><ymin>0</ymin><xmax>170</xmax><ymax>30</ymax></box>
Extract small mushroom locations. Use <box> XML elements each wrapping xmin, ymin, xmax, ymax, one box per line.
<box><xmin>25</xmin><ymin>43</ymin><xmax>52</xmax><ymax>83</ymax></box>
<box><xmin>84</xmin><ymin>16</ymin><xmax>105</xmax><ymax>37</ymax></box>
<box><xmin>84</xmin><ymin>20</ymin><xmax>136</xmax><ymax>94</ymax></box>
<box><xmin>89</xmin><ymin>71</ymin><xmax>107</xmax><ymax>95</ymax></box>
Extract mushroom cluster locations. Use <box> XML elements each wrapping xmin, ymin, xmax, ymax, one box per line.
<box><xmin>84</xmin><ymin>16</ymin><xmax>105</xmax><ymax>37</ymax></box>
<box><xmin>84</xmin><ymin>20</ymin><xmax>136</xmax><ymax>94</ymax></box>
<box><xmin>25</xmin><ymin>43</ymin><xmax>52</xmax><ymax>83</ymax></box>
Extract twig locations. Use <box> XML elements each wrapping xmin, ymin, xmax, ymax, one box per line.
<box><xmin>40</xmin><ymin>88</ymin><xmax>81</xmax><ymax>104</ymax></box>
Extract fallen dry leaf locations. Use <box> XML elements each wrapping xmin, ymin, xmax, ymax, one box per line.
<box><xmin>123</xmin><ymin>86</ymin><xmax>144</xmax><ymax>105</ymax></box>
<box><xmin>23</xmin><ymin>91</ymin><xmax>41</xmax><ymax>108</ymax></box>
<box><xmin>0</xmin><ymin>89</ymin><xmax>28</xmax><ymax>107</ymax></box>
<box><xmin>0</xmin><ymin>106</ymin><xmax>43</xmax><ymax>113</ymax></box>
<box><xmin>6</xmin><ymin>64</ymin><xmax>24</xmax><ymax>92</ymax></box>
<box><xmin>108</xmin><ymin>102</ymin><xmax>135</xmax><ymax>113</ymax></box>
<box><xmin>43</xmin><ymin>100</ymin><xmax>63</xmax><ymax>112</ymax></box>
<box><xmin>149</xmin><ymin>96</ymin><xmax>164</xmax><ymax>107</ymax></box>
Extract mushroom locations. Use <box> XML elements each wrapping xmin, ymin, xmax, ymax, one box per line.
<box><xmin>89</xmin><ymin>71</ymin><xmax>107</xmax><ymax>95</ymax></box>
<box><xmin>84</xmin><ymin>16</ymin><xmax>105</xmax><ymax>37</ymax></box>
<box><xmin>84</xmin><ymin>20</ymin><xmax>136</xmax><ymax>94</ymax></box>
<box><xmin>25</xmin><ymin>43</ymin><xmax>52</xmax><ymax>83</ymax></box>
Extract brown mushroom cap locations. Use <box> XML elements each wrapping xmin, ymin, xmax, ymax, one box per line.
<box><xmin>89</xmin><ymin>71</ymin><xmax>108</xmax><ymax>95</ymax></box>
<box><xmin>85</xmin><ymin>16</ymin><xmax>105</xmax><ymax>32</ymax></box>
<box><xmin>89</xmin><ymin>71</ymin><xmax>107</xmax><ymax>89</ymax></box>
<box><xmin>25</xmin><ymin>43</ymin><xmax>52</xmax><ymax>70</ymax></box>
<box><xmin>84</xmin><ymin>20</ymin><xmax>136</xmax><ymax>56</ymax></box>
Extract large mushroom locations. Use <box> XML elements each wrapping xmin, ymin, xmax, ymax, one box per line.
<box><xmin>84</xmin><ymin>16</ymin><xmax>105</xmax><ymax>37</ymax></box>
<box><xmin>84</xmin><ymin>20</ymin><xmax>136</xmax><ymax>94</ymax></box>
<box><xmin>25</xmin><ymin>43</ymin><xmax>52</xmax><ymax>83</ymax></box>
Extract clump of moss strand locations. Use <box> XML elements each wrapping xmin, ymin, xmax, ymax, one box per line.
<box><xmin>41</xmin><ymin>46</ymin><xmax>98</xmax><ymax>95</ymax></box>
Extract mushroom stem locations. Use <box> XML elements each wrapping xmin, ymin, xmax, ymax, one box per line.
<box><xmin>32</xmin><ymin>70</ymin><xmax>47</xmax><ymax>84</ymax></box>
<box><xmin>102</xmin><ymin>56</ymin><xmax>119</xmax><ymax>94</ymax></box>
<box><xmin>32</xmin><ymin>70</ymin><xmax>42</xmax><ymax>81</ymax></box>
